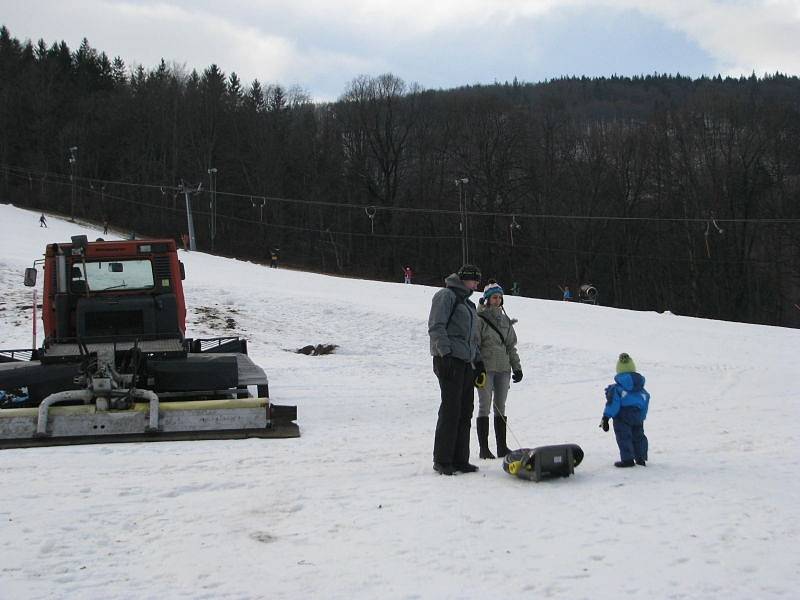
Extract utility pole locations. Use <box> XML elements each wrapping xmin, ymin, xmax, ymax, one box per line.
<box><xmin>68</xmin><ymin>146</ymin><xmax>78</xmax><ymax>222</ymax></box>
<box><xmin>455</xmin><ymin>178</ymin><xmax>469</xmax><ymax>264</ymax></box>
<box><xmin>207</xmin><ymin>167</ymin><xmax>217</xmax><ymax>252</ymax></box>
<box><xmin>178</xmin><ymin>180</ymin><xmax>202</xmax><ymax>252</ymax></box>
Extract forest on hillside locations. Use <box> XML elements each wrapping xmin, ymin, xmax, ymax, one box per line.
<box><xmin>1</xmin><ymin>27</ymin><xmax>799</xmax><ymax>327</ymax></box>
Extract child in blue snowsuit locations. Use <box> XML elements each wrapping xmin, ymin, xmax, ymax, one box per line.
<box><xmin>600</xmin><ymin>353</ymin><xmax>650</xmax><ymax>467</ymax></box>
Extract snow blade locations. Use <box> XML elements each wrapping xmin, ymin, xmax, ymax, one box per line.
<box><xmin>0</xmin><ymin>398</ymin><xmax>299</xmax><ymax>450</ymax></box>
<box><xmin>503</xmin><ymin>444</ymin><xmax>584</xmax><ymax>482</ymax></box>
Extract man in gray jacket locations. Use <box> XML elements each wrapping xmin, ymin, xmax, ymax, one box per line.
<box><xmin>428</xmin><ymin>264</ymin><xmax>486</xmax><ymax>475</ymax></box>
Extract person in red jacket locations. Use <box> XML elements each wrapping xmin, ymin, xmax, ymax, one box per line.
<box><xmin>403</xmin><ymin>265</ymin><xmax>414</xmax><ymax>284</ymax></box>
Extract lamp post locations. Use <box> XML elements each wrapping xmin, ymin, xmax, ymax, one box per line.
<box><xmin>68</xmin><ymin>146</ymin><xmax>78</xmax><ymax>221</ymax></box>
<box><xmin>455</xmin><ymin>178</ymin><xmax>469</xmax><ymax>264</ymax></box>
<box><xmin>207</xmin><ymin>167</ymin><xmax>217</xmax><ymax>252</ymax></box>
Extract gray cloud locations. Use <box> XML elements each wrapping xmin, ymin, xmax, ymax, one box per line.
<box><xmin>2</xmin><ymin>0</ymin><xmax>798</xmax><ymax>101</ymax></box>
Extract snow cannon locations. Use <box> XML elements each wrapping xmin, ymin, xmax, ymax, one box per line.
<box><xmin>578</xmin><ymin>284</ymin><xmax>598</xmax><ymax>304</ymax></box>
<box><xmin>503</xmin><ymin>444</ymin><xmax>584</xmax><ymax>482</ymax></box>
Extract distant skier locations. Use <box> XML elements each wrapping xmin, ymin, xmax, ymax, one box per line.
<box><xmin>599</xmin><ymin>353</ymin><xmax>650</xmax><ymax>467</ymax></box>
<box><xmin>270</xmin><ymin>248</ymin><xmax>279</xmax><ymax>268</ymax></box>
<box><xmin>39</xmin><ymin>213</ymin><xmax>47</xmax><ymax>228</ymax></box>
<box><xmin>103</xmin><ymin>219</ymin><xmax>109</xmax><ymax>235</ymax></box>
<box><xmin>403</xmin><ymin>265</ymin><xmax>413</xmax><ymax>284</ymax></box>
<box><xmin>562</xmin><ymin>285</ymin><xmax>572</xmax><ymax>301</ymax></box>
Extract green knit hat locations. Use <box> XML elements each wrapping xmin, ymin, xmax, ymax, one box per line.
<box><xmin>616</xmin><ymin>353</ymin><xmax>637</xmax><ymax>374</ymax></box>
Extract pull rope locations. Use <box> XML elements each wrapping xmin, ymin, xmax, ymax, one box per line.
<box><xmin>491</xmin><ymin>395</ymin><xmax>524</xmax><ymax>450</ymax></box>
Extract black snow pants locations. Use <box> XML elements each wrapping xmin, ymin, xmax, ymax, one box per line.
<box><xmin>432</xmin><ymin>356</ymin><xmax>475</xmax><ymax>465</ymax></box>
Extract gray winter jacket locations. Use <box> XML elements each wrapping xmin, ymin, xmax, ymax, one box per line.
<box><xmin>428</xmin><ymin>274</ymin><xmax>482</xmax><ymax>363</ymax></box>
<box><xmin>476</xmin><ymin>304</ymin><xmax>521</xmax><ymax>373</ymax></box>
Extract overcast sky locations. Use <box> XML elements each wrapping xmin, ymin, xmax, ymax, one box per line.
<box><xmin>3</xmin><ymin>0</ymin><xmax>800</xmax><ymax>101</ymax></box>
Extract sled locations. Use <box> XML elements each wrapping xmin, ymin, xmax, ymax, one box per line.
<box><xmin>503</xmin><ymin>444</ymin><xmax>584</xmax><ymax>482</ymax></box>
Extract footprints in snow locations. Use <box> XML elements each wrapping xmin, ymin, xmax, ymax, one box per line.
<box><xmin>249</xmin><ymin>531</ymin><xmax>276</xmax><ymax>544</ymax></box>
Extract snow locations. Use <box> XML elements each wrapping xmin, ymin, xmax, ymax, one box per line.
<box><xmin>1</xmin><ymin>203</ymin><xmax>798</xmax><ymax>599</ymax></box>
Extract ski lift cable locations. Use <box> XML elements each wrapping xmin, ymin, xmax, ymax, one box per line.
<box><xmin>202</xmin><ymin>183</ymin><xmax>800</xmax><ymax>224</ymax></box>
<box><xmin>63</xmin><ymin>181</ymin><xmax>462</xmax><ymax>241</ymax></box>
<box><xmin>30</xmin><ymin>175</ymin><xmax>786</xmax><ymax>267</ymax></box>
<box><xmin>4</xmin><ymin>162</ymin><xmax>800</xmax><ymax>225</ymax></box>
<box><xmin>3</xmin><ymin>163</ymin><xmax>178</xmax><ymax>193</ymax></box>
<box><xmin>115</xmin><ymin>183</ymin><xmax>785</xmax><ymax>265</ymax></box>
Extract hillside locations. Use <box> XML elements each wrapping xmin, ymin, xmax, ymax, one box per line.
<box><xmin>0</xmin><ymin>203</ymin><xmax>798</xmax><ymax>599</ymax></box>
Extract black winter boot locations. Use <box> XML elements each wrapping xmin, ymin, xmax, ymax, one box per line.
<box><xmin>433</xmin><ymin>462</ymin><xmax>455</xmax><ymax>475</ymax></box>
<box><xmin>453</xmin><ymin>462</ymin><xmax>479</xmax><ymax>473</ymax></box>
<box><xmin>614</xmin><ymin>460</ymin><xmax>635</xmax><ymax>468</ymax></box>
<box><xmin>476</xmin><ymin>416</ymin><xmax>495</xmax><ymax>459</ymax></box>
<box><xmin>494</xmin><ymin>416</ymin><xmax>510</xmax><ymax>458</ymax></box>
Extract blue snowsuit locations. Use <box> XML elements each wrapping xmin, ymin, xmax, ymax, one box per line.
<box><xmin>604</xmin><ymin>372</ymin><xmax>650</xmax><ymax>463</ymax></box>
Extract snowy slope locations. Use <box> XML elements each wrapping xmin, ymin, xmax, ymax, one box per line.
<box><xmin>0</xmin><ymin>203</ymin><xmax>798</xmax><ymax>600</ymax></box>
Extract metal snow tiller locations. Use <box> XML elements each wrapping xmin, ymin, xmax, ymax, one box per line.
<box><xmin>0</xmin><ymin>235</ymin><xmax>298</xmax><ymax>449</ymax></box>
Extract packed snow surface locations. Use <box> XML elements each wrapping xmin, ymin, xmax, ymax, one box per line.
<box><xmin>1</xmin><ymin>204</ymin><xmax>798</xmax><ymax>599</ymax></box>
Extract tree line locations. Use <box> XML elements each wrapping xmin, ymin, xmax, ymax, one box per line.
<box><xmin>1</xmin><ymin>26</ymin><xmax>799</xmax><ymax>327</ymax></box>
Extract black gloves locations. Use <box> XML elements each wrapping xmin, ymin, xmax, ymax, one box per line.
<box><xmin>512</xmin><ymin>370</ymin><xmax>523</xmax><ymax>383</ymax></box>
<box><xmin>473</xmin><ymin>361</ymin><xmax>487</xmax><ymax>389</ymax></box>
<box><xmin>599</xmin><ymin>417</ymin><xmax>609</xmax><ymax>432</ymax></box>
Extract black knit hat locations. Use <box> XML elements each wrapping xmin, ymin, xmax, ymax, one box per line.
<box><xmin>457</xmin><ymin>264</ymin><xmax>482</xmax><ymax>282</ymax></box>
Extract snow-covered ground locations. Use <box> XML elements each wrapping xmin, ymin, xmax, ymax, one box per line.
<box><xmin>1</xmin><ymin>203</ymin><xmax>798</xmax><ymax>600</ymax></box>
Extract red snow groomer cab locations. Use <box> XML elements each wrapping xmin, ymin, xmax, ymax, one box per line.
<box><xmin>41</xmin><ymin>237</ymin><xmax>189</xmax><ymax>341</ymax></box>
<box><xmin>0</xmin><ymin>235</ymin><xmax>298</xmax><ymax>449</ymax></box>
